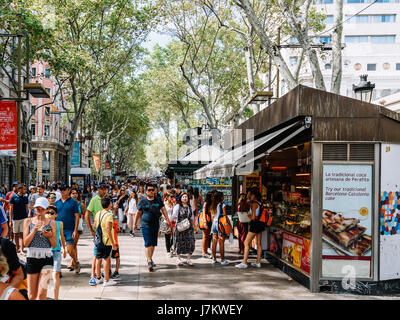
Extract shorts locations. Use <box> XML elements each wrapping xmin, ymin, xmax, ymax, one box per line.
<box><xmin>249</xmin><ymin>220</ymin><xmax>265</xmax><ymax>234</ymax></box>
<box><xmin>13</xmin><ymin>219</ymin><xmax>25</xmax><ymax>233</ymax></box>
<box><xmin>141</xmin><ymin>226</ymin><xmax>158</xmax><ymax>247</ymax></box>
<box><xmin>52</xmin><ymin>250</ymin><xmax>62</xmax><ymax>272</ymax></box>
<box><xmin>64</xmin><ymin>229</ymin><xmax>74</xmax><ymax>245</ymax></box>
<box><xmin>211</xmin><ymin>219</ymin><xmax>219</xmax><ymax>236</ymax></box>
<box><xmin>111</xmin><ymin>246</ymin><xmax>120</xmax><ymax>259</ymax></box>
<box><xmin>95</xmin><ymin>245</ymin><xmax>112</xmax><ymax>260</ymax></box>
<box><xmin>26</xmin><ymin>256</ymin><xmax>54</xmax><ymax>274</ymax></box>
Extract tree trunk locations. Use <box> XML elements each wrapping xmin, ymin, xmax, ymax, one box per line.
<box><xmin>330</xmin><ymin>0</ymin><xmax>343</xmax><ymax>94</ymax></box>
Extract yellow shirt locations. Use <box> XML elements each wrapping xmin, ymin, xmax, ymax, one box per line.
<box><xmin>94</xmin><ymin>209</ymin><xmax>115</xmax><ymax>246</ymax></box>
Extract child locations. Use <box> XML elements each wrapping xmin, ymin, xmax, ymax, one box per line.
<box><xmin>110</xmin><ymin>216</ymin><xmax>121</xmax><ymax>279</ymax></box>
<box><xmin>93</xmin><ymin>196</ymin><xmax>117</xmax><ymax>287</ymax></box>
<box><xmin>46</xmin><ymin>205</ymin><xmax>66</xmax><ymax>300</ymax></box>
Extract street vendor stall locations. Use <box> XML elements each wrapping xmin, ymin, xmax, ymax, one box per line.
<box><xmin>194</xmin><ymin>84</ymin><xmax>400</xmax><ymax>295</ymax></box>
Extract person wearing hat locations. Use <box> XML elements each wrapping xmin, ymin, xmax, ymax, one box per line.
<box><xmin>85</xmin><ymin>182</ymin><xmax>109</xmax><ymax>286</ymax></box>
<box><xmin>28</xmin><ymin>185</ymin><xmax>47</xmax><ymax>217</ymax></box>
<box><xmin>54</xmin><ymin>185</ymin><xmax>81</xmax><ymax>273</ymax></box>
<box><xmin>9</xmin><ymin>185</ymin><xmax>29</xmax><ymax>255</ymax></box>
<box><xmin>23</xmin><ymin>197</ymin><xmax>56</xmax><ymax>300</ymax></box>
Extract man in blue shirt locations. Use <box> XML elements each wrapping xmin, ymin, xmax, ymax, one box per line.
<box><xmin>9</xmin><ymin>185</ymin><xmax>28</xmax><ymax>254</ymax></box>
<box><xmin>55</xmin><ymin>185</ymin><xmax>80</xmax><ymax>273</ymax></box>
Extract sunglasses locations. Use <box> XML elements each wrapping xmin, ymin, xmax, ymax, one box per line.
<box><xmin>50</xmin><ymin>196</ymin><xmax>56</xmax><ymax>199</ymax></box>
<box><xmin>147</xmin><ymin>189</ymin><xmax>155</xmax><ymax>192</ymax></box>
<box><xmin>35</xmin><ymin>207</ymin><xmax>45</xmax><ymax>211</ymax></box>
<box><xmin>47</xmin><ymin>211</ymin><xmax>56</xmax><ymax>215</ymax></box>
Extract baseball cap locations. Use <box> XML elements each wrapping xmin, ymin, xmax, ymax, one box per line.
<box><xmin>33</xmin><ymin>197</ymin><xmax>49</xmax><ymax>209</ymax></box>
<box><xmin>12</xmin><ymin>181</ymin><xmax>19</xmax><ymax>186</ymax></box>
<box><xmin>29</xmin><ymin>186</ymin><xmax>36</xmax><ymax>191</ymax></box>
<box><xmin>98</xmin><ymin>182</ymin><xmax>107</xmax><ymax>189</ymax></box>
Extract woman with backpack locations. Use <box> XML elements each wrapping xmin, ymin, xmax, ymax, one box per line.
<box><xmin>171</xmin><ymin>192</ymin><xmax>196</xmax><ymax>266</ymax></box>
<box><xmin>210</xmin><ymin>191</ymin><xmax>230</xmax><ymax>266</ymax></box>
<box><xmin>199</xmin><ymin>192</ymin><xmax>213</xmax><ymax>258</ymax></box>
<box><xmin>236</xmin><ymin>188</ymin><xmax>264</xmax><ymax>269</ymax></box>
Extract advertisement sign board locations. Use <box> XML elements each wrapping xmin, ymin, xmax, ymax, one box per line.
<box><xmin>281</xmin><ymin>232</ymin><xmax>310</xmax><ymax>274</ymax></box>
<box><xmin>71</xmin><ymin>142</ymin><xmax>80</xmax><ymax>167</ymax></box>
<box><xmin>93</xmin><ymin>154</ymin><xmax>100</xmax><ymax>172</ymax></box>
<box><xmin>0</xmin><ymin>101</ymin><xmax>17</xmax><ymax>156</ymax></box>
<box><xmin>380</xmin><ymin>144</ymin><xmax>400</xmax><ymax>280</ymax></box>
<box><xmin>322</xmin><ymin>164</ymin><xmax>372</xmax><ymax>278</ymax></box>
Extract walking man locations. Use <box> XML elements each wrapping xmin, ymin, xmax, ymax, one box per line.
<box><xmin>133</xmin><ymin>183</ymin><xmax>171</xmax><ymax>272</ymax></box>
<box><xmin>9</xmin><ymin>185</ymin><xmax>28</xmax><ymax>254</ymax></box>
<box><xmin>85</xmin><ymin>182</ymin><xmax>108</xmax><ymax>285</ymax></box>
<box><xmin>55</xmin><ymin>185</ymin><xmax>81</xmax><ymax>273</ymax></box>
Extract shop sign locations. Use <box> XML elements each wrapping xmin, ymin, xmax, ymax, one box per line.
<box><xmin>106</xmin><ymin>161</ymin><xmax>111</xmax><ymax>170</ymax></box>
<box><xmin>322</xmin><ymin>164</ymin><xmax>372</xmax><ymax>278</ymax></box>
<box><xmin>0</xmin><ymin>101</ymin><xmax>17</xmax><ymax>156</ymax></box>
<box><xmin>282</xmin><ymin>232</ymin><xmax>310</xmax><ymax>273</ymax></box>
<box><xmin>380</xmin><ymin>144</ymin><xmax>400</xmax><ymax>280</ymax></box>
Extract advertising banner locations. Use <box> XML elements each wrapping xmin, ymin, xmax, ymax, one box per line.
<box><xmin>322</xmin><ymin>164</ymin><xmax>372</xmax><ymax>278</ymax></box>
<box><xmin>106</xmin><ymin>161</ymin><xmax>111</xmax><ymax>170</ymax></box>
<box><xmin>93</xmin><ymin>154</ymin><xmax>100</xmax><ymax>172</ymax></box>
<box><xmin>0</xmin><ymin>101</ymin><xmax>17</xmax><ymax>156</ymax></box>
<box><xmin>281</xmin><ymin>232</ymin><xmax>310</xmax><ymax>274</ymax></box>
<box><xmin>71</xmin><ymin>142</ymin><xmax>80</xmax><ymax>167</ymax></box>
<box><xmin>380</xmin><ymin>144</ymin><xmax>400</xmax><ymax>280</ymax></box>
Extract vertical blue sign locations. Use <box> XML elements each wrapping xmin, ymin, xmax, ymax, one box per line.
<box><xmin>71</xmin><ymin>142</ymin><xmax>80</xmax><ymax>167</ymax></box>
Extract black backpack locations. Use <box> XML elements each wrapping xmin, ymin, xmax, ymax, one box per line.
<box><xmin>93</xmin><ymin>211</ymin><xmax>106</xmax><ymax>250</ymax></box>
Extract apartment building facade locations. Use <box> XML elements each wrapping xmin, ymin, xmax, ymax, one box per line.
<box><xmin>281</xmin><ymin>0</ymin><xmax>400</xmax><ymax>101</ymax></box>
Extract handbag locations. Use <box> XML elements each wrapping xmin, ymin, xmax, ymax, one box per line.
<box><xmin>78</xmin><ymin>217</ymin><xmax>84</xmax><ymax>232</ymax></box>
<box><xmin>176</xmin><ymin>205</ymin><xmax>191</xmax><ymax>232</ymax></box>
<box><xmin>159</xmin><ymin>218</ymin><xmax>171</xmax><ymax>234</ymax></box>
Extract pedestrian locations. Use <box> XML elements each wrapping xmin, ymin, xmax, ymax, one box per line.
<box><xmin>45</xmin><ymin>205</ymin><xmax>66</xmax><ymax>300</ymax></box>
<box><xmin>210</xmin><ymin>191</ymin><xmax>230</xmax><ymax>265</ymax></box>
<box><xmin>116</xmin><ymin>186</ymin><xmax>129</xmax><ymax>233</ymax></box>
<box><xmin>236</xmin><ymin>188</ymin><xmax>264</xmax><ymax>269</ymax></box>
<box><xmin>4</xmin><ymin>182</ymin><xmax>18</xmax><ymax>241</ymax></box>
<box><xmin>174</xmin><ymin>184</ymin><xmax>182</xmax><ymax>202</ymax></box>
<box><xmin>9</xmin><ymin>185</ymin><xmax>29</xmax><ymax>254</ymax></box>
<box><xmin>28</xmin><ymin>185</ymin><xmax>47</xmax><ymax>216</ymax></box>
<box><xmin>0</xmin><ymin>248</ymin><xmax>26</xmax><ymax>300</ymax></box>
<box><xmin>163</xmin><ymin>192</ymin><xmax>175</xmax><ymax>258</ymax></box>
<box><xmin>111</xmin><ymin>184</ymin><xmax>119</xmax><ymax>212</ymax></box>
<box><xmin>199</xmin><ymin>192</ymin><xmax>213</xmax><ymax>258</ymax></box>
<box><xmin>47</xmin><ymin>192</ymin><xmax>57</xmax><ymax>207</ymax></box>
<box><xmin>124</xmin><ymin>190</ymin><xmax>138</xmax><ymax>237</ymax></box>
<box><xmin>133</xmin><ymin>184</ymin><xmax>172</xmax><ymax>272</ymax></box>
<box><xmin>54</xmin><ymin>185</ymin><xmax>81</xmax><ymax>274</ymax></box>
<box><xmin>0</xmin><ymin>205</ymin><xmax>8</xmax><ymax>238</ymax></box>
<box><xmin>85</xmin><ymin>182</ymin><xmax>108</xmax><ymax>286</ymax></box>
<box><xmin>93</xmin><ymin>196</ymin><xmax>117</xmax><ymax>287</ymax></box>
<box><xmin>110</xmin><ymin>215</ymin><xmax>121</xmax><ymax>280</ymax></box>
<box><xmin>236</xmin><ymin>193</ymin><xmax>250</xmax><ymax>255</ymax></box>
<box><xmin>137</xmin><ymin>185</ymin><xmax>145</xmax><ymax>201</ymax></box>
<box><xmin>23</xmin><ymin>197</ymin><xmax>56</xmax><ymax>300</ymax></box>
<box><xmin>27</xmin><ymin>186</ymin><xmax>37</xmax><ymax>216</ymax></box>
<box><xmin>172</xmin><ymin>192</ymin><xmax>196</xmax><ymax>266</ymax></box>
<box><xmin>70</xmin><ymin>189</ymin><xmax>85</xmax><ymax>272</ymax></box>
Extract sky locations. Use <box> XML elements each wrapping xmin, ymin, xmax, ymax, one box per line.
<box><xmin>143</xmin><ymin>31</ymin><xmax>173</xmax><ymax>51</ymax></box>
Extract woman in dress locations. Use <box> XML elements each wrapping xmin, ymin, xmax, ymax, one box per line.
<box><xmin>163</xmin><ymin>192</ymin><xmax>175</xmax><ymax>257</ymax></box>
<box><xmin>172</xmin><ymin>192</ymin><xmax>196</xmax><ymax>266</ymax></box>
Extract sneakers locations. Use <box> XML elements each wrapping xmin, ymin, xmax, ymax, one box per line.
<box><xmin>251</xmin><ymin>262</ymin><xmax>261</xmax><ymax>268</ymax></box>
<box><xmin>235</xmin><ymin>262</ymin><xmax>248</xmax><ymax>269</ymax></box>
<box><xmin>89</xmin><ymin>277</ymin><xmax>97</xmax><ymax>286</ymax></box>
<box><xmin>103</xmin><ymin>279</ymin><xmax>117</xmax><ymax>287</ymax></box>
<box><xmin>95</xmin><ymin>276</ymin><xmax>104</xmax><ymax>284</ymax></box>
<box><xmin>75</xmin><ymin>261</ymin><xmax>81</xmax><ymax>274</ymax></box>
<box><xmin>167</xmin><ymin>252</ymin><xmax>173</xmax><ymax>258</ymax></box>
<box><xmin>211</xmin><ymin>259</ymin><xmax>217</xmax><ymax>265</ymax></box>
<box><xmin>148</xmin><ymin>261</ymin><xmax>154</xmax><ymax>272</ymax></box>
<box><xmin>220</xmin><ymin>260</ymin><xmax>230</xmax><ymax>266</ymax></box>
<box><xmin>129</xmin><ymin>231</ymin><xmax>135</xmax><ymax>237</ymax></box>
<box><xmin>202</xmin><ymin>253</ymin><xmax>211</xmax><ymax>259</ymax></box>
<box><xmin>187</xmin><ymin>259</ymin><xmax>194</xmax><ymax>267</ymax></box>
<box><xmin>111</xmin><ymin>271</ymin><xmax>120</xmax><ymax>280</ymax></box>
<box><xmin>177</xmin><ymin>259</ymin><xmax>184</xmax><ymax>266</ymax></box>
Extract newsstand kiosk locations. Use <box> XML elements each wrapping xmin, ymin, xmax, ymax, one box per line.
<box><xmin>195</xmin><ymin>85</ymin><xmax>400</xmax><ymax>295</ymax></box>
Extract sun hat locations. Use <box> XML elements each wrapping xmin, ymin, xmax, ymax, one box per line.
<box><xmin>33</xmin><ymin>197</ymin><xmax>49</xmax><ymax>209</ymax></box>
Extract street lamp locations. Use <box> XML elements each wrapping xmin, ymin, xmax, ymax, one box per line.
<box><xmin>353</xmin><ymin>74</ymin><xmax>375</xmax><ymax>103</ymax></box>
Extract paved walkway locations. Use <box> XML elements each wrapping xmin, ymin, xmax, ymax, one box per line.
<box><xmin>25</xmin><ymin>226</ymin><xmax>399</xmax><ymax>300</ymax></box>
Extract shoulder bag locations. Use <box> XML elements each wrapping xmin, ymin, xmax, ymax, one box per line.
<box><xmin>176</xmin><ymin>205</ymin><xmax>191</xmax><ymax>232</ymax></box>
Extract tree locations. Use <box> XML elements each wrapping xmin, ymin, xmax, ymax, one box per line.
<box><xmin>23</xmin><ymin>0</ymin><xmax>158</xmax><ymax>177</ymax></box>
<box><xmin>235</xmin><ymin>0</ymin><xmax>344</xmax><ymax>93</ymax></box>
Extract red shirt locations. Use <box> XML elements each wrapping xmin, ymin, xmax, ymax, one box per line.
<box><xmin>113</xmin><ymin>220</ymin><xmax>119</xmax><ymax>245</ymax></box>
<box><xmin>5</xmin><ymin>191</ymin><xmax>14</xmax><ymax>212</ymax></box>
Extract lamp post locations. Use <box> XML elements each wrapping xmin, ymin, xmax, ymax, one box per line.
<box><xmin>353</xmin><ymin>74</ymin><xmax>375</xmax><ymax>103</ymax></box>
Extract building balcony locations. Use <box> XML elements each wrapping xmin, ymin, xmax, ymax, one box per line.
<box><xmin>31</xmin><ymin>135</ymin><xmax>67</xmax><ymax>146</ymax></box>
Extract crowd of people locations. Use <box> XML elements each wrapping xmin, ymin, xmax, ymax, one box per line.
<box><xmin>0</xmin><ymin>178</ymin><xmax>267</xmax><ymax>300</ymax></box>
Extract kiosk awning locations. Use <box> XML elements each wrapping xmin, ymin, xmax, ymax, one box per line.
<box><xmin>194</xmin><ymin>121</ymin><xmax>302</xmax><ymax>179</ymax></box>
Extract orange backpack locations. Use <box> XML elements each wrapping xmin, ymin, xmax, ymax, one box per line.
<box><xmin>198</xmin><ymin>210</ymin><xmax>211</xmax><ymax>230</ymax></box>
<box><xmin>218</xmin><ymin>212</ymin><xmax>232</xmax><ymax>236</ymax></box>
<box><xmin>258</xmin><ymin>205</ymin><xmax>272</xmax><ymax>228</ymax></box>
